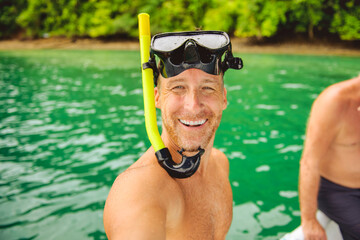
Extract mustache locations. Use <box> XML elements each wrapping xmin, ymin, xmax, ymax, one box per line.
<box><xmin>176</xmin><ymin>111</ymin><xmax>211</xmax><ymax>120</ymax></box>
<box><xmin>180</xmin><ymin>146</ymin><xmax>202</xmax><ymax>153</ymax></box>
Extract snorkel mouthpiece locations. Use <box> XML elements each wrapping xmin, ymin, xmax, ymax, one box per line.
<box><xmin>155</xmin><ymin>147</ymin><xmax>205</xmax><ymax>178</ymax></box>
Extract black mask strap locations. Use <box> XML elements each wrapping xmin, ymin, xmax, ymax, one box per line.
<box><xmin>221</xmin><ymin>50</ymin><xmax>243</xmax><ymax>73</ymax></box>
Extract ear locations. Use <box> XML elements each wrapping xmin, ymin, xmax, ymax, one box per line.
<box><xmin>223</xmin><ymin>87</ymin><xmax>228</xmax><ymax>110</ymax></box>
<box><xmin>154</xmin><ymin>87</ymin><xmax>161</xmax><ymax>109</ymax></box>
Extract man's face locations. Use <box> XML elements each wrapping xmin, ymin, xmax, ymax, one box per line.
<box><xmin>155</xmin><ymin>69</ymin><xmax>227</xmax><ymax>152</ymax></box>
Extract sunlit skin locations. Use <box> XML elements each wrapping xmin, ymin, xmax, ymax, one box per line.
<box><xmin>155</xmin><ymin>69</ymin><xmax>227</xmax><ymax>160</ymax></box>
<box><xmin>299</xmin><ymin>76</ymin><xmax>360</xmax><ymax>240</ymax></box>
<box><xmin>104</xmin><ymin>69</ymin><xmax>233</xmax><ymax>240</ymax></box>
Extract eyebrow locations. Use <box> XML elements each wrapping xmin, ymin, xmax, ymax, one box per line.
<box><xmin>165</xmin><ymin>78</ymin><xmax>186</xmax><ymax>86</ymax></box>
<box><xmin>202</xmin><ymin>78</ymin><xmax>219</xmax><ymax>84</ymax></box>
<box><xmin>164</xmin><ymin>76</ymin><xmax>221</xmax><ymax>86</ymax></box>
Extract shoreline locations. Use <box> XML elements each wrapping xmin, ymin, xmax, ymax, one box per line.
<box><xmin>0</xmin><ymin>38</ymin><xmax>359</xmax><ymax>57</ymax></box>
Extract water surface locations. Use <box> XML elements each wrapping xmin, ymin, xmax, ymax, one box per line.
<box><xmin>0</xmin><ymin>50</ymin><xmax>359</xmax><ymax>239</ymax></box>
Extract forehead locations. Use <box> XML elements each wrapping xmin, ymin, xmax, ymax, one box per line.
<box><xmin>159</xmin><ymin>69</ymin><xmax>223</xmax><ymax>87</ymax></box>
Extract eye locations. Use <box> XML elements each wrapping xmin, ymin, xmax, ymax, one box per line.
<box><xmin>202</xmin><ymin>86</ymin><xmax>215</xmax><ymax>91</ymax></box>
<box><xmin>171</xmin><ymin>85</ymin><xmax>185</xmax><ymax>92</ymax></box>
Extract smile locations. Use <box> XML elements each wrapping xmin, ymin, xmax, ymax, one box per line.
<box><xmin>179</xmin><ymin>119</ymin><xmax>207</xmax><ymax>127</ymax></box>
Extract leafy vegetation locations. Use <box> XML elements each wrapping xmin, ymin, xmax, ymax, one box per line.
<box><xmin>0</xmin><ymin>0</ymin><xmax>359</xmax><ymax>40</ymax></box>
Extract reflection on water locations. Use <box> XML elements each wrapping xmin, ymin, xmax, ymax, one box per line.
<box><xmin>0</xmin><ymin>50</ymin><xmax>145</xmax><ymax>240</ymax></box>
<box><xmin>228</xmin><ymin>202</ymin><xmax>293</xmax><ymax>239</ymax></box>
<box><xmin>1</xmin><ymin>50</ymin><xmax>359</xmax><ymax>239</ymax></box>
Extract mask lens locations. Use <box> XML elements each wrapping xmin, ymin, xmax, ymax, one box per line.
<box><xmin>152</xmin><ymin>35</ymin><xmax>190</xmax><ymax>52</ymax></box>
<box><xmin>193</xmin><ymin>33</ymin><xmax>229</xmax><ymax>49</ymax></box>
<box><xmin>152</xmin><ymin>31</ymin><xmax>229</xmax><ymax>52</ymax></box>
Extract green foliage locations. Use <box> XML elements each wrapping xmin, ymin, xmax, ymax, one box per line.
<box><xmin>0</xmin><ymin>0</ymin><xmax>27</xmax><ymax>38</ymax></box>
<box><xmin>149</xmin><ymin>0</ymin><xmax>194</xmax><ymax>33</ymax></box>
<box><xmin>330</xmin><ymin>0</ymin><xmax>360</xmax><ymax>40</ymax></box>
<box><xmin>16</xmin><ymin>0</ymin><xmax>80</xmax><ymax>38</ymax></box>
<box><xmin>186</xmin><ymin>0</ymin><xmax>212</xmax><ymax>28</ymax></box>
<box><xmin>288</xmin><ymin>0</ymin><xmax>327</xmax><ymax>39</ymax></box>
<box><xmin>234</xmin><ymin>0</ymin><xmax>289</xmax><ymax>38</ymax></box>
<box><xmin>203</xmin><ymin>0</ymin><xmax>238</xmax><ymax>33</ymax></box>
<box><xmin>1</xmin><ymin>0</ymin><xmax>359</xmax><ymax>40</ymax></box>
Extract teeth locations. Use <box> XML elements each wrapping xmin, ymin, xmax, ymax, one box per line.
<box><xmin>180</xmin><ymin>119</ymin><xmax>206</xmax><ymax>126</ymax></box>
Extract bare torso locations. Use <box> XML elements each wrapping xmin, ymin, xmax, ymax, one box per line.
<box><xmin>318</xmin><ymin>80</ymin><xmax>360</xmax><ymax>188</ymax></box>
<box><xmin>104</xmin><ymin>147</ymin><xmax>233</xmax><ymax>240</ymax></box>
<box><xmin>299</xmin><ymin>77</ymin><xmax>360</xmax><ymax>239</ymax></box>
<box><xmin>168</xmin><ymin>157</ymin><xmax>233</xmax><ymax>240</ymax></box>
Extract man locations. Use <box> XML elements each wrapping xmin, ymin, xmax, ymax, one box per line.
<box><xmin>104</xmin><ymin>31</ymin><xmax>242</xmax><ymax>239</ymax></box>
<box><xmin>299</xmin><ymin>76</ymin><xmax>360</xmax><ymax>240</ymax></box>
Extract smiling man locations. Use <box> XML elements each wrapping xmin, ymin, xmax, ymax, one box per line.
<box><xmin>103</xmin><ymin>31</ymin><xmax>242</xmax><ymax>239</ymax></box>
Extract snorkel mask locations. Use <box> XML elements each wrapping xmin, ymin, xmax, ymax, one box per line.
<box><xmin>145</xmin><ymin>31</ymin><xmax>243</xmax><ymax>85</ymax></box>
<box><xmin>139</xmin><ymin>14</ymin><xmax>243</xmax><ymax>178</ymax></box>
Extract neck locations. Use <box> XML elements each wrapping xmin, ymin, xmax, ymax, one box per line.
<box><xmin>161</xmin><ymin>131</ymin><xmax>214</xmax><ymax>176</ymax></box>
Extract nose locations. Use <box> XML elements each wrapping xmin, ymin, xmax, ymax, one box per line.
<box><xmin>184</xmin><ymin>89</ymin><xmax>203</xmax><ymax>113</ymax></box>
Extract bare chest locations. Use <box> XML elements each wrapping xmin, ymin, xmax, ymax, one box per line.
<box><xmin>178</xmin><ymin>177</ymin><xmax>233</xmax><ymax>239</ymax></box>
<box><xmin>322</xmin><ymin>104</ymin><xmax>360</xmax><ymax>187</ymax></box>
<box><xmin>336</xmin><ymin>105</ymin><xmax>360</xmax><ymax>145</ymax></box>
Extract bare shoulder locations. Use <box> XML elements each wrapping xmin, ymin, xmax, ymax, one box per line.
<box><xmin>103</xmin><ymin>149</ymin><xmax>183</xmax><ymax>239</ymax></box>
<box><xmin>316</xmin><ymin>83</ymin><xmax>343</xmax><ymax>107</ymax></box>
<box><xmin>311</xmin><ymin>77</ymin><xmax>360</xmax><ymax>122</ymax></box>
<box><xmin>211</xmin><ymin>148</ymin><xmax>228</xmax><ymax>160</ymax></box>
<box><xmin>318</xmin><ymin>76</ymin><xmax>360</xmax><ymax>104</ymax></box>
<box><xmin>310</xmin><ymin>80</ymin><xmax>347</xmax><ymax>120</ymax></box>
<box><xmin>303</xmin><ymin>77</ymin><xmax>360</xmax><ymax>146</ymax></box>
<box><xmin>211</xmin><ymin>148</ymin><xmax>230</xmax><ymax>175</ymax></box>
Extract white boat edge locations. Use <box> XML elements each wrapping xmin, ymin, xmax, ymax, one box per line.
<box><xmin>281</xmin><ymin>210</ymin><xmax>343</xmax><ymax>240</ymax></box>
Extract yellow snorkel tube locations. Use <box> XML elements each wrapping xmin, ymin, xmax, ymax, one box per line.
<box><xmin>138</xmin><ymin>13</ymin><xmax>204</xmax><ymax>178</ymax></box>
<box><xmin>138</xmin><ymin>13</ymin><xmax>164</xmax><ymax>152</ymax></box>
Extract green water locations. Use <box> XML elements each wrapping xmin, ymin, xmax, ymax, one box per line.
<box><xmin>0</xmin><ymin>50</ymin><xmax>359</xmax><ymax>240</ymax></box>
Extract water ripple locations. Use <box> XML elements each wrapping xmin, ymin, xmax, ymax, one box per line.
<box><xmin>257</xmin><ymin>205</ymin><xmax>292</xmax><ymax>228</ymax></box>
<box><xmin>1</xmin><ymin>51</ymin><xmax>359</xmax><ymax>240</ymax></box>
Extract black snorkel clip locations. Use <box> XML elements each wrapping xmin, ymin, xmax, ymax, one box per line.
<box><xmin>142</xmin><ymin>53</ymin><xmax>159</xmax><ymax>81</ymax></box>
<box><xmin>155</xmin><ymin>147</ymin><xmax>205</xmax><ymax>179</ymax></box>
